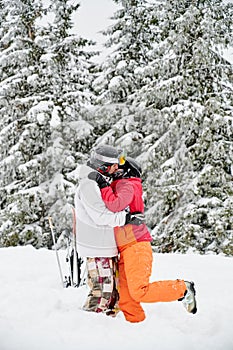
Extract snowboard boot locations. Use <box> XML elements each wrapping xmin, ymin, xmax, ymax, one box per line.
<box><xmin>179</xmin><ymin>281</ymin><xmax>197</xmax><ymax>314</ymax></box>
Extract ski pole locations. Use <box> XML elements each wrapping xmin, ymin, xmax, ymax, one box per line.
<box><xmin>65</xmin><ymin>232</ymin><xmax>73</xmax><ymax>287</ymax></box>
<box><xmin>48</xmin><ymin>216</ymin><xmax>64</xmax><ymax>288</ymax></box>
<box><xmin>72</xmin><ymin>207</ymin><xmax>82</xmax><ymax>287</ymax></box>
<box><xmin>71</xmin><ymin>206</ymin><xmax>79</xmax><ymax>286</ymax></box>
<box><xmin>79</xmin><ymin>260</ymin><xmax>86</xmax><ymax>287</ymax></box>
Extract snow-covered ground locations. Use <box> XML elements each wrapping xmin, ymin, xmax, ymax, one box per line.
<box><xmin>0</xmin><ymin>245</ymin><xmax>232</xmax><ymax>350</ymax></box>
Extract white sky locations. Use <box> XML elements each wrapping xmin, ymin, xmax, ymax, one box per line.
<box><xmin>72</xmin><ymin>0</ymin><xmax>119</xmax><ymax>61</ymax></box>
<box><xmin>73</xmin><ymin>0</ymin><xmax>117</xmax><ymax>40</ymax></box>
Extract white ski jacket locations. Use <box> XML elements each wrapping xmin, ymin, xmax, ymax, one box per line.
<box><xmin>74</xmin><ymin>164</ymin><xmax>126</xmax><ymax>257</ymax></box>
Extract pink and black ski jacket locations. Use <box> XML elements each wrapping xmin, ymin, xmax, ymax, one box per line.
<box><xmin>101</xmin><ymin>177</ymin><xmax>152</xmax><ymax>252</ymax></box>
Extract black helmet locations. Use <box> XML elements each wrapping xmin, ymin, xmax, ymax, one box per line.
<box><xmin>88</xmin><ymin>144</ymin><xmax>124</xmax><ymax>176</ymax></box>
<box><xmin>113</xmin><ymin>156</ymin><xmax>142</xmax><ymax>179</ymax></box>
<box><xmin>124</xmin><ymin>157</ymin><xmax>142</xmax><ymax>178</ymax></box>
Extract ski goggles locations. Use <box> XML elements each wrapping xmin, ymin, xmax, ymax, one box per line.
<box><xmin>118</xmin><ymin>153</ymin><xmax>126</xmax><ymax>165</ymax></box>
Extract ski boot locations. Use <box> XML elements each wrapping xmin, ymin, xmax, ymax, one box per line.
<box><xmin>179</xmin><ymin>281</ymin><xmax>197</xmax><ymax>314</ymax></box>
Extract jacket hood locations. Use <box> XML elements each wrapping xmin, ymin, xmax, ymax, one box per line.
<box><xmin>78</xmin><ymin>164</ymin><xmax>93</xmax><ymax>181</ymax></box>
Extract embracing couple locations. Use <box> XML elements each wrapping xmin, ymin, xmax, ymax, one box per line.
<box><xmin>74</xmin><ymin>144</ymin><xmax>197</xmax><ymax>323</ymax></box>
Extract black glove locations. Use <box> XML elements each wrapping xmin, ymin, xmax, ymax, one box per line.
<box><xmin>125</xmin><ymin>212</ymin><xmax>145</xmax><ymax>226</ymax></box>
<box><xmin>88</xmin><ymin>171</ymin><xmax>109</xmax><ymax>189</ymax></box>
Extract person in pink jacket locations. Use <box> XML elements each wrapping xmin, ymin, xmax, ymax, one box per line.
<box><xmin>91</xmin><ymin>157</ymin><xmax>197</xmax><ymax>323</ymax></box>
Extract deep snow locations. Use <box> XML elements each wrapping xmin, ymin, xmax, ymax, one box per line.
<box><xmin>0</xmin><ymin>245</ymin><xmax>232</xmax><ymax>350</ymax></box>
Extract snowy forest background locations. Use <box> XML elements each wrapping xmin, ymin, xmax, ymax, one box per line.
<box><xmin>0</xmin><ymin>0</ymin><xmax>232</xmax><ymax>256</ymax></box>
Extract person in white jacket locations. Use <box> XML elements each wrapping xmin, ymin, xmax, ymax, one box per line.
<box><xmin>74</xmin><ymin>144</ymin><xmax>142</xmax><ymax>315</ymax></box>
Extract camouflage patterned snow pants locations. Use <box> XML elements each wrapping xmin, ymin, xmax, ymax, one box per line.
<box><xmin>82</xmin><ymin>257</ymin><xmax>119</xmax><ymax>315</ymax></box>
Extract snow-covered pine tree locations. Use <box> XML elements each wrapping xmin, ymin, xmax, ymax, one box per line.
<box><xmin>91</xmin><ymin>0</ymin><xmax>155</xmax><ymax>153</ymax></box>
<box><xmin>0</xmin><ymin>0</ymin><xmax>96</xmax><ymax>248</ymax></box>
<box><xmin>0</xmin><ymin>0</ymin><xmax>47</xmax><ymax>247</ymax></box>
<box><xmin>132</xmin><ymin>0</ymin><xmax>233</xmax><ymax>255</ymax></box>
<box><xmin>94</xmin><ymin>0</ymin><xmax>154</xmax><ymax>104</ymax></box>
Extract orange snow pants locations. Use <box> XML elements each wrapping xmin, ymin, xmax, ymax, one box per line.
<box><xmin>118</xmin><ymin>242</ymin><xmax>187</xmax><ymax>323</ymax></box>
